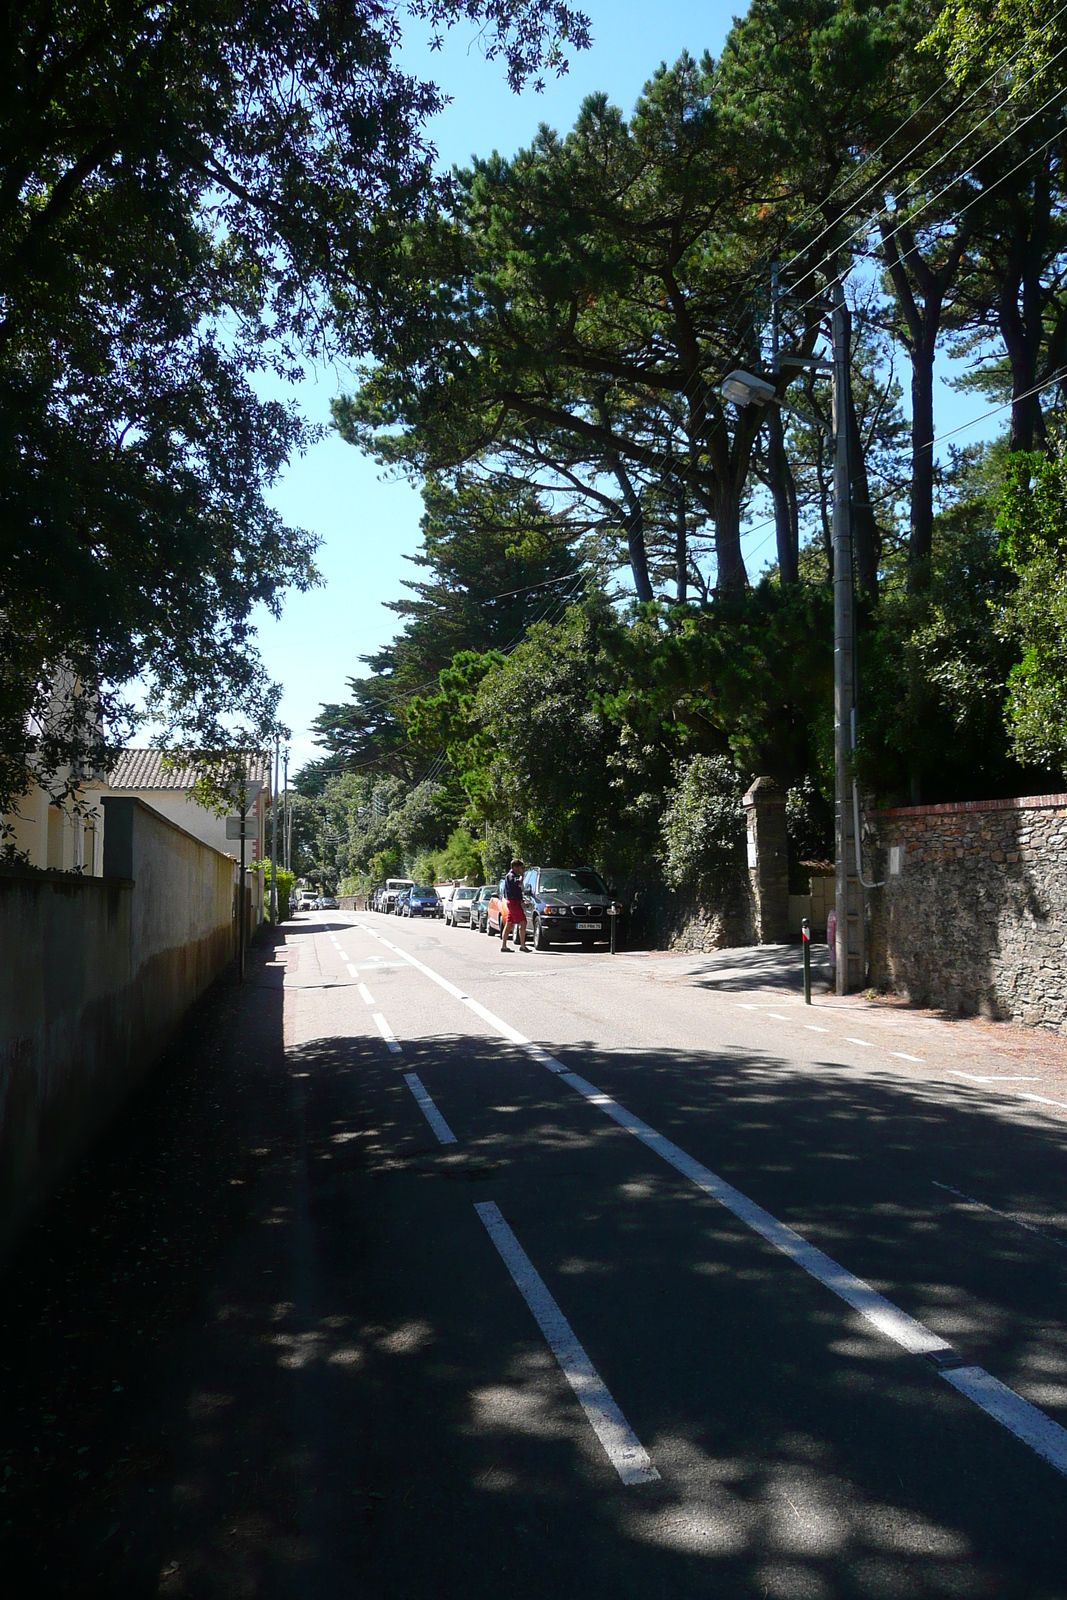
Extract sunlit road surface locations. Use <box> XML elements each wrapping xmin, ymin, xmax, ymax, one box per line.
<box><xmin>3</xmin><ymin>911</ymin><xmax>1067</xmax><ymax>1597</ymax></box>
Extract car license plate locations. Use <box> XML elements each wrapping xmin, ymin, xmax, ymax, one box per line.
<box><xmin>576</xmin><ymin>921</ymin><xmax>602</xmax><ymax>931</ymax></box>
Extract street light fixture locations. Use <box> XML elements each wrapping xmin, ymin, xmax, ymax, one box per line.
<box><xmin>720</xmin><ymin>369</ymin><xmax>777</xmax><ymax>407</ymax></box>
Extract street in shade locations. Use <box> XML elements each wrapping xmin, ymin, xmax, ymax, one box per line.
<box><xmin>2</xmin><ymin>908</ymin><xmax>1066</xmax><ymax>1598</ymax></box>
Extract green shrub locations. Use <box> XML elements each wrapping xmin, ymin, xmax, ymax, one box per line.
<box><xmin>259</xmin><ymin>864</ymin><xmax>296</xmax><ymax>921</ymax></box>
<box><xmin>660</xmin><ymin>756</ymin><xmax>745</xmax><ymax>895</ymax></box>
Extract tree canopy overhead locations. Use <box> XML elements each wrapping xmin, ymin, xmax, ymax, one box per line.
<box><xmin>1</xmin><ymin>0</ymin><xmax>590</xmax><ymax>816</ymax></box>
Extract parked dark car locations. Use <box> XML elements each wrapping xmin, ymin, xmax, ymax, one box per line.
<box><xmin>406</xmin><ymin>885</ymin><xmax>440</xmax><ymax>918</ymax></box>
<box><xmin>521</xmin><ymin>866</ymin><xmax>623</xmax><ymax>951</ymax></box>
<box><xmin>470</xmin><ymin>885</ymin><xmax>495</xmax><ymax>932</ymax></box>
<box><xmin>395</xmin><ymin>887</ymin><xmax>412</xmax><ymax>916</ymax></box>
<box><xmin>321</xmin><ymin>896</ymin><xmax>339</xmax><ymax>911</ymax></box>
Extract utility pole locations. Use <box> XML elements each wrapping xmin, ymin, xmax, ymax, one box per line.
<box><xmin>270</xmin><ymin>735</ymin><xmax>279</xmax><ymax>923</ymax></box>
<box><xmin>721</xmin><ymin>274</ymin><xmax>867</xmax><ymax>993</ymax></box>
<box><xmin>831</xmin><ymin>282</ymin><xmax>865</xmax><ymax>994</ymax></box>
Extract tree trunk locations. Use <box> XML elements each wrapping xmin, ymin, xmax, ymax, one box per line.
<box><xmin>996</xmin><ymin>156</ymin><xmax>1053</xmax><ymax>454</ymax></box>
<box><xmin>766</xmin><ymin>406</ymin><xmax>799</xmax><ymax>585</ymax></box>
<box><xmin>604</xmin><ymin>451</ymin><xmax>654</xmax><ymax>602</ymax></box>
<box><xmin>712</xmin><ymin>491</ymin><xmax>747</xmax><ymax>593</ymax></box>
<box><xmin>674</xmin><ymin>492</ymin><xmax>687</xmax><ymax>603</ymax></box>
<box><xmin>908</xmin><ymin>345</ymin><xmax>935</xmax><ymax>571</ymax></box>
<box><xmin>624</xmin><ymin>501</ymin><xmax>654</xmax><ymax>602</ymax></box>
<box><xmin>880</xmin><ymin>214</ymin><xmax>968</xmax><ymax>584</ymax></box>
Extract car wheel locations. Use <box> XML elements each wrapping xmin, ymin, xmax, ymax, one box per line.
<box><xmin>533</xmin><ymin>915</ymin><xmax>550</xmax><ymax>951</ymax></box>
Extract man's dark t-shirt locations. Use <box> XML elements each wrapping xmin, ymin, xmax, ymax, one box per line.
<box><xmin>503</xmin><ymin>871</ymin><xmax>524</xmax><ymax>903</ymax></box>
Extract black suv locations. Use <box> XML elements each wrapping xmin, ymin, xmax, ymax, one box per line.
<box><xmin>522</xmin><ymin>867</ymin><xmax>622</xmax><ymax>951</ymax></box>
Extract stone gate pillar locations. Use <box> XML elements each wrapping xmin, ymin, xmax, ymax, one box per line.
<box><xmin>743</xmin><ymin>777</ymin><xmax>790</xmax><ymax>944</ymax></box>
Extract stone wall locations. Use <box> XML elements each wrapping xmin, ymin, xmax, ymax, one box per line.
<box><xmin>1</xmin><ymin>798</ymin><xmax>237</xmax><ymax>1262</ymax></box>
<box><xmin>870</xmin><ymin>792</ymin><xmax>1067</xmax><ymax>1028</ymax></box>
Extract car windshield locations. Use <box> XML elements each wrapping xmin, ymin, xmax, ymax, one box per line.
<box><xmin>538</xmin><ymin>869</ymin><xmax>608</xmax><ymax>895</ymax></box>
<box><xmin>478</xmin><ymin>887</ymin><xmax>493</xmax><ymax>900</ymax></box>
<box><xmin>413</xmin><ymin>887</ymin><xmax>435</xmax><ymax>895</ymax></box>
<box><xmin>456</xmin><ymin>887</ymin><xmax>476</xmax><ymax>900</ymax></box>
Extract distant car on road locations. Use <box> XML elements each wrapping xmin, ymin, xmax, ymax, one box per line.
<box><xmin>445</xmin><ymin>885</ymin><xmax>478</xmax><ymax>927</ymax></box>
<box><xmin>321</xmin><ymin>896</ymin><xmax>339</xmax><ymax>911</ymax></box>
<box><xmin>521</xmin><ymin>866</ymin><xmax>622</xmax><ymax>950</ymax></box>
<box><xmin>381</xmin><ymin>878</ymin><xmax>414</xmax><ymax>914</ymax></box>
<box><xmin>470</xmin><ymin>885</ymin><xmax>495</xmax><ymax>933</ymax></box>
<box><xmin>406</xmin><ymin>885</ymin><xmax>441</xmax><ymax>918</ymax></box>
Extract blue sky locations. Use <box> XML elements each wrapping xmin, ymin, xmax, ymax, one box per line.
<box><xmin>253</xmin><ymin>1</ymin><xmax>1003</xmax><ymax>774</ymax></box>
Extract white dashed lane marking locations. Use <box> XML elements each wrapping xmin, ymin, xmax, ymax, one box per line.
<box><xmin>404</xmin><ymin>1073</ymin><xmax>457</xmax><ymax>1145</ymax></box>
<box><xmin>475</xmin><ymin>1201</ymin><xmax>658</xmax><ymax>1486</ymax></box>
<box><xmin>373</xmin><ymin>1013</ymin><xmax>401</xmax><ymax>1053</ymax></box>
<box><xmin>353</xmin><ymin>916</ymin><xmax>1067</xmax><ymax>1482</ymax></box>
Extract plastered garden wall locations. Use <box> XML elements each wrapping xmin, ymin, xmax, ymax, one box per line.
<box><xmin>869</xmin><ymin>793</ymin><xmax>1067</xmax><ymax>1028</ymax></box>
<box><xmin>0</xmin><ymin>799</ymin><xmax>236</xmax><ymax>1262</ymax></box>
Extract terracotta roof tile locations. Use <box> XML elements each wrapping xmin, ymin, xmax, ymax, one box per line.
<box><xmin>108</xmin><ymin>748</ymin><xmax>271</xmax><ymax>792</ymax></box>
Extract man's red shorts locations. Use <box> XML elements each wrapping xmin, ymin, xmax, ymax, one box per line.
<box><xmin>504</xmin><ymin>900</ymin><xmax>526</xmax><ymax>926</ymax></box>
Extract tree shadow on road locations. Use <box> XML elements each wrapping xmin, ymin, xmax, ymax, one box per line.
<box><xmin>3</xmin><ymin>1000</ymin><xmax>1067</xmax><ymax>1598</ymax></box>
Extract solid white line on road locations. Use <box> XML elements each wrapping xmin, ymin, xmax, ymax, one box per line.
<box><xmin>942</xmin><ymin>1366</ymin><xmax>1067</xmax><ymax>1476</ymax></box>
<box><xmin>373</xmin><ymin>1013</ymin><xmax>401</xmax><ymax>1053</ymax></box>
<box><xmin>951</xmin><ymin>1072</ymin><xmax>1038</xmax><ymax>1083</ymax></box>
<box><xmin>545</xmin><ymin>1065</ymin><xmax>1067</xmax><ymax>1478</ymax></box>
<box><xmin>805</xmin><ymin>1025</ymin><xmax>830</xmax><ymax>1033</ymax></box>
<box><xmin>474</xmin><ymin>1201</ymin><xmax>658</xmax><ymax>1486</ymax></box>
<box><xmin>350</xmin><ymin>921</ymin><xmax>1067</xmax><ymax>1479</ymax></box>
<box><xmin>933</xmin><ymin>1179</ymin><xmax>1067</xmax><ymax>1251</ymax></box>
<box><xmin>845</xmin><ymin>1037</ymin><xmax>874</xmax><ymax>1048</ymax></box>
<box><xmin>404</xmin><ymin>1073</ymin><xmax>457</xmax><ymax>1144</ymax></box>
<box><xmin>357</xmin><ymin>982</ymin><xmax>375</xmax><ymax>1006</ymax></box>
<box><xmin>1018</xmin><ymin>1092</ymin><xmax>1067</xmax><ymax>1112</ymax></box>
<box><xmin>735</xmin><ymin>1004</ymin><xmax>759</xmax><ymax>1010</ymax></box>
<box><xmin>892</xmin><ymin>1052</ymin><xmax>924</xmax><ymax>1062</ymax></box>
<box><xmin>356</xmin><ymin>925</ymin><xmax>534</xmax><ymax>1047</ymax></box>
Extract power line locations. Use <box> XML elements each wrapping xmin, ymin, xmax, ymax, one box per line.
<box><xmin>781</xmin><ymin>19</ymin><xmax>1067</xmax><ymax>306</ymax></box>
<box><xmin>787</xmin><ymin>76</ymin><xmax>1067</xmax><ymax>319</ymax></box>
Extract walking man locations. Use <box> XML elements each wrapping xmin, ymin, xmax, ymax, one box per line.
<box><xmin>500</xmin><ymin>858</ymin><xmax>528</xmax><ymax>952</ymax></box>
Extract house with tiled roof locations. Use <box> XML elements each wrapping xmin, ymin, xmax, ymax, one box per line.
<box><xmin>101</xmin><ymin>749</ymin><xmax>271</xmax><ymax>921</ymax></box>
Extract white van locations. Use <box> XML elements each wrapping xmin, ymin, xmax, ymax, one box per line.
<box><xmin>381</xmin><ymin>877</ymin><xmax>415</xmax><ymax>913</ymax></box>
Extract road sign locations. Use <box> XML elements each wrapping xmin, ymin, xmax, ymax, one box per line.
<box><xmin>226</xmin><ymin>817</ymin><xmax>257</xmax><ymax>840</ymax></box>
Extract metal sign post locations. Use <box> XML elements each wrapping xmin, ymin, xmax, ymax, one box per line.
<box><xmin>226</xmin><ymin>775</ymin><xmax>257</xmax><ymax>983</ymax></box>
<box><xmin>239</xmin><ymin>818</ymin><xmax>246</xmax><ymax>983</ymax></box>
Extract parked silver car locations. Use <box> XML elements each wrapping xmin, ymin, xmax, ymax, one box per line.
<box><xmin>445</xmin><ymin>885</ymin><xmax>479</xmax><ymax>927</ymax></box>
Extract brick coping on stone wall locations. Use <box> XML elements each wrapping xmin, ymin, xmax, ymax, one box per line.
<box><xmin>879</xmin><ymin>792</ymin><xmax>1067</xmax><ymax>820</ymax></box>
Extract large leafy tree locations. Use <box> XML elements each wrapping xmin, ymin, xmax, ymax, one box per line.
<box><xmin>1</xmin><ymin>0</ymin><xmax>589</xmax><ymax>813</ymax></box>
<box><xmin>310</xmin><ymin>473</ymin><xmax>581</xmax><ymax>776</ymax></box>
<box><xmin>339</xmin><ymin>50</ymin><xmax>843</xmax><ymax>598</ymax></box>
<box><xmin>996</xmin><ymin>450</ymin><xmax>1067</xmax><ymax>774</ymax></box>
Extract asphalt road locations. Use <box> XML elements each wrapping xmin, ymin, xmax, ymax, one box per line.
<box><xmin>3</xmin><ymin>909</ymin><xmax>1067</xmax><ymax>1598</ymax></box>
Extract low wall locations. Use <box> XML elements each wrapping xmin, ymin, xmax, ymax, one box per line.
<box><xmin>1</xmin><ymin>798</ymin><xmax>236</xmax><ymax>1261</ymax></box>
<box><xmin>870</xmin><ymin>793</ymin><xmax>1067</xmax><ymax>1028</ymax></box>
